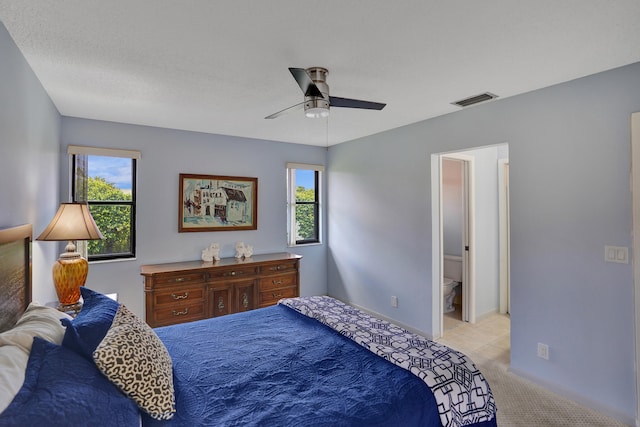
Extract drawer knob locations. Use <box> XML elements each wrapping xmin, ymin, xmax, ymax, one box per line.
<box><xmin>172</xmin><ymin>308</ymin><xmax>189</xmax><ymax>316</ymax></box>
<box><xmin>171</xmin><ymin>292</ymin><xmax>189</xmax><ymax>300</ymax></box>
<box><xmin>272</xmin><ymin>293</ymin><xmax>283</xmax><ymax>299</ymax></box>
<box><xmin>272</xmin><ymin>280</ymin><xmax>283</xmax><ymax>285</ymax></box>
<box><xmin>174</xmin><ymin>277</ymin><xmax>186</xmax><ymax>282</ymax></box>
<box><xmin>218</xmin><ymin>297</ymin><xmax>225</xmax><ymax>311</ymax></box>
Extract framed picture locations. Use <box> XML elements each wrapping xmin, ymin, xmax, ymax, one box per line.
<box><xmin>179</xmin><ymin>174</ymin><xmax>258</xmax><ymax>232</ymax></box>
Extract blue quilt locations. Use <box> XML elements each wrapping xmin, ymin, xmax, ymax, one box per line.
<box><xmin>281</xmin><ymin>296</ymin><xmax>497</xmax><ymax>426</ymax></box>
<box><xmin>144</xmin><ymin>302</ymin><xmax>496</xmax><ymax>427</ymax></box>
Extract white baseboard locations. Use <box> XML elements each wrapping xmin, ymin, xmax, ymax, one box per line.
<box><xmin>509</xmin><ymin>366</ymin><xmax>636</xmax><ymax>426</ymax></box>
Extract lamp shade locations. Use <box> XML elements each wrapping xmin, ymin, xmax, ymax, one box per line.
<box><xmin>37</xmin><ymin>203</ymin><xmax>104</xmax><ymax>241</ymax></box>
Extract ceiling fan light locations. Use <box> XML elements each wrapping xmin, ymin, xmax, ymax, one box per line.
<box><xmin>305</xmin><ymin>107</ymin><xmax>329</xmax><ymax>119</ymax></box>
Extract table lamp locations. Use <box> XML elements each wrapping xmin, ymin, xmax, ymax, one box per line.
<box><xmin>37</xmin><ymin>202</ymin><xmax>104</xmax><ymax>309</ymax></box>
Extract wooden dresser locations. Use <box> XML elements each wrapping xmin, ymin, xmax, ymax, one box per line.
<box><xmin>141</xmin><ymin>252</ymin><xmax>302</xmax><ymax>327</ymax></box>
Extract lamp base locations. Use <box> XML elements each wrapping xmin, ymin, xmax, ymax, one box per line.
<box><xmin>52</xmin><ymin>253</ymin><xmax>88</xmax><ymax>305</ymax></box>
<box><xmin>56</xmin><ymin>301</ymin><xmax>83</xmax><ymax>317</ymax></box>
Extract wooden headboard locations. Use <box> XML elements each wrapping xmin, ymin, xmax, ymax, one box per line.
<box><xmin>0</xmin><ymin>224</ymin><xmax>32</xmax><ymax>333</ymax></box>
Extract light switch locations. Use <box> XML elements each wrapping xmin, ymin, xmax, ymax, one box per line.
<box><xmin>605</xmin><ymin>245</ymin><xmax>629</xmax><ymax>264</ymax></box>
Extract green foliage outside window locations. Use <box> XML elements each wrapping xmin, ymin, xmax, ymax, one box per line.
<box><xmin>295</xmin><ymin>185</ymin><xmax>317</xmax><ymax>241</ymax></box>
<box><xmin>87</xmin><ymin>176</ymin><xmax>132</xmax><ymax>255</ymax></box>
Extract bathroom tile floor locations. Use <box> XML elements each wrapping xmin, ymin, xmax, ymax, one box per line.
<box><xmin>438</xmin><ymin>305</ymin><xmax>511</xmax><ymax>369</ymax></box>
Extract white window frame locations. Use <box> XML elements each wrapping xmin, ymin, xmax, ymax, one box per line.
<box><xmin>287</xmin><ymin>162</ymin><xmax>324</xmax><ymax>247</ymax></box>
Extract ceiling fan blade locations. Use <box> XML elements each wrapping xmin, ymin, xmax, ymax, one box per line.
<box><xmin>329</xmin><ymin>96</ymin><xmax>386</xmax><ymax>110</ymax></box>
<box><xmin>264</xmin><ymin>101</ymin><xmax>305</xmax><ymax>119</ymax></box>
<box><xmin>288</xmin><ymin>68</ymin><xmax>324</xmax><ymax>98</ymax></box>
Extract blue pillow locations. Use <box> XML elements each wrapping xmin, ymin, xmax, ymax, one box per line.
<box><xmin>61</xmin><ymin>287</ymin><xmax>176</xmax><ymax>420</ymax></box>
<box><xmin>61</xmin><ymin>287</ymin><xmax>119</xmax><ymax>360</ymax></box>
<box><xmin>0</xmin><ymin>337</ymin><xmax>139</xmax><ymax>426</ymax></box>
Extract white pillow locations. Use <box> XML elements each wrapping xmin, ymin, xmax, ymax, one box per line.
<box><xmin>0</xmin><ymin>345</ymin><xmax>29</xmax><ymax>413</ymax></box>
<box><xmin>0</xmin><ymin>303</ymin><xmax>72</xmax><ymax>413</ymax></box>
<box><xmin>0</xmin><ymin>302</ymin><xmax>72</xmax><ymax>351</ymax></box>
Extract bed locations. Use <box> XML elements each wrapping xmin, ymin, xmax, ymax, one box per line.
<box><xmin>0</xmin><ymin>223</ymin><xmax>497</xmax><ymax>427</ymax></box>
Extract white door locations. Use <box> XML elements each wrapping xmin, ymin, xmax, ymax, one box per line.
<box><xmin>442</xmin><ymin>153</ymin><xmax>476</xmax><ymax>325</ymax></box>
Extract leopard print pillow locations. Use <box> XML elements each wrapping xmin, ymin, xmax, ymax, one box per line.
<box><xmin>93</xmin><ymin>305</ymin><xmax>175</xmax><ymax>420</ymax></box>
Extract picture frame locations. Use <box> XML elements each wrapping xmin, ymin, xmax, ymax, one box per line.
<box><xmin>179</xmin><ymin>173</ymin><xmax>258</xmax><ymax>232</ymax></box>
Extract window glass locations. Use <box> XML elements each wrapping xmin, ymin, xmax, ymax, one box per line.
<box><xmin>73</xmin><ymin>154</ymin><xmax>136</xmax><ymax>260</ymax></box>
<box><xmin>294</xmin><ymin>169</ymin><xmax>318</xmax><ymax>242</ymax></box>
<box><xmin>287</xmin><ymin>164</ymin><xmax>322</xmax><ymax>246</ymax></box>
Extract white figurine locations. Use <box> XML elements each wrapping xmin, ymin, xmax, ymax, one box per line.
<box><xmin>202</xmin><ymin>243</ymin><xmax>220</xmax><ymax>262</ymax></box>
<box><xmin>209</xmin><ymin>243</ymin><xmax>220</xmax><ymax>261</ymax></box>
<box><xmin>244</xmin><ymin>244</ymin><xmax>253</xmax><ymax>258</ymax></box>
<box><xmin>201</xmin><ymin>248</ymin><xmax>213</xmax><ymax>262</ymax></box>
<box><xmin>235</xmin><ymin>242</ymin><xmax>253</xmax><ymax>258</ymax></box>
<box><xmin>235</xmin><ymin>242</ymin><xmax>246</xmax><ymax>258</ymax></box>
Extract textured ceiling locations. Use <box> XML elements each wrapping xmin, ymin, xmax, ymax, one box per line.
<box><xmin>1</xmin><ymin>1</ymin><xmax>639</xmax><ymax>146</ymax></box>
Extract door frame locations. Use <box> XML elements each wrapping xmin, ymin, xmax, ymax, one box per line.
<box><xmin>498</xmin><ymin>159</ymin><xmax>510</xmax><ymax>314</ymax></box>
<box><xmin>631</xmin><ymin>111</ymin><xmax>640</xmax><ymax>427</ymax></box>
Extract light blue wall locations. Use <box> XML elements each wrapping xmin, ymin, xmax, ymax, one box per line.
<box><xmin>60</xmin><ymin>118</ymin><xmax>328</xmax><ymax>317</ymax></box>
<box><xmin>0</xmin><ymin>22</ymin><xmax>61</xmax><ymax>304</ymax></box>
<box><xmin>327</xmin><ymin>62</ymin><xmax>640</xmax><ymax>420</ymax></box>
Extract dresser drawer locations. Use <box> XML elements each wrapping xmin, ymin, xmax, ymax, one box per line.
<box><xmin>259</xmin><ymin>274</ymin><xmax>296</xmax><ymax>292</ymax></box>
<box><xmin>207</xmin><ymin>265</ymin><xmax>258</xmax><ymax>280</ymax></box>
<box><xmin>260</xmin><ymin>260</ymin><xmax>298</xmax><ymax>275</ymax></box>
<box><xmin>151</xmin><ymin>302</ymin><xmax>206</xmax><ymax>326</ymax></box>
<box><xmin>153</xmin><ymin>286</ymin><xmax>205</xmax><ymax>307</ymax></box>
<box><xmin>259</xmin><ymin>286</ymin><xmax>298</xmax><ymax>307</ymax></box>
<box><xmin>153</xmin><ymin>271</ymin><xmax>206</xmax><ymax>286</ymax></box>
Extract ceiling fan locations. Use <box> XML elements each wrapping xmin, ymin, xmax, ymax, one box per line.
<box><xmin>265</xmin><ymin>67</ymin><xmax>386</xmax><ymax>119</ymax></box>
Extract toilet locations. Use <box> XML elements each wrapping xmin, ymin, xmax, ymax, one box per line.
<box><xmin>443</xmin><ymin>255</ymin><xmax>462</xmax><ymax>313</ymax></box>
<box><xmin>443</xmin><ymin>277</ymin><xmax>461</xmax><ymax>313</ymax></box>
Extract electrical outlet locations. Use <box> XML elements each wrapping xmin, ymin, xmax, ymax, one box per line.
<box><xmin>537</xmin><ymin>343</ymin><xmax>549</xmax><ymax>360</ymax></box>
<box><xmin>391</xmin><ymin>296</ymin><xmax>398</xmax><ymax>308</ymax></box>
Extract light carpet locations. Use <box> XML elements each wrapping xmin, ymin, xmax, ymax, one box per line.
<box><xmin>474</xmin><ymin>357</ymin><xmax>629</xmax><ymax>427</ymax></box>
<box><xmin>437</xmin><ymin>310</ymin><xmax>629</xmax><ymax>426</ymax></box>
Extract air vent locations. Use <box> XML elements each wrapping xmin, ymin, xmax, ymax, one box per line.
<box><xmin>452</xmin><ymin>92</ymin><xmax>499</xmax><ymax>108</ymax></box>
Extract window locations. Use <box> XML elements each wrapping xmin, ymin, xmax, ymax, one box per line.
<box><xmin>69</xmin><ymin>146</ymin><xmax>140</xmax><ymax>261</ymax></box>
<box><xmin>287</xmin><ymin>163</ymin><xmax>323</xmax><ymax>246</ymax></box>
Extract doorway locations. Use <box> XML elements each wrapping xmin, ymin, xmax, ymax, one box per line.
<box><xmin>431</xmin><ymin>144</ymin><xmax>510</xmax><ymax>340</ymax></box>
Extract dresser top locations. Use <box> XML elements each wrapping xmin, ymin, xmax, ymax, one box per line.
<box><xmin>140</xmin><ymin>252</ymin><xmax>302</xmax><ymax>276</ymax></box>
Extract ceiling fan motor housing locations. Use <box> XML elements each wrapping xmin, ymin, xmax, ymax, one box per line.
<box><xmin>304</xmin><ymin>67</ymin><xmax>330</xmax><ymax>118</ymax></box>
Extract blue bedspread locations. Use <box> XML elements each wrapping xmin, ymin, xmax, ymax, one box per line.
<box><xmin>144</xmin><ymin>304</ymin><xmax>442</xmax><ymax>427</ymax></box>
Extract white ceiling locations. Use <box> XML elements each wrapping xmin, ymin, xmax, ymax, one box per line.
<box><xmin>1</xmin><ymin>1</ymin><xmax>639</xmax><ymax>146</ymax></box>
